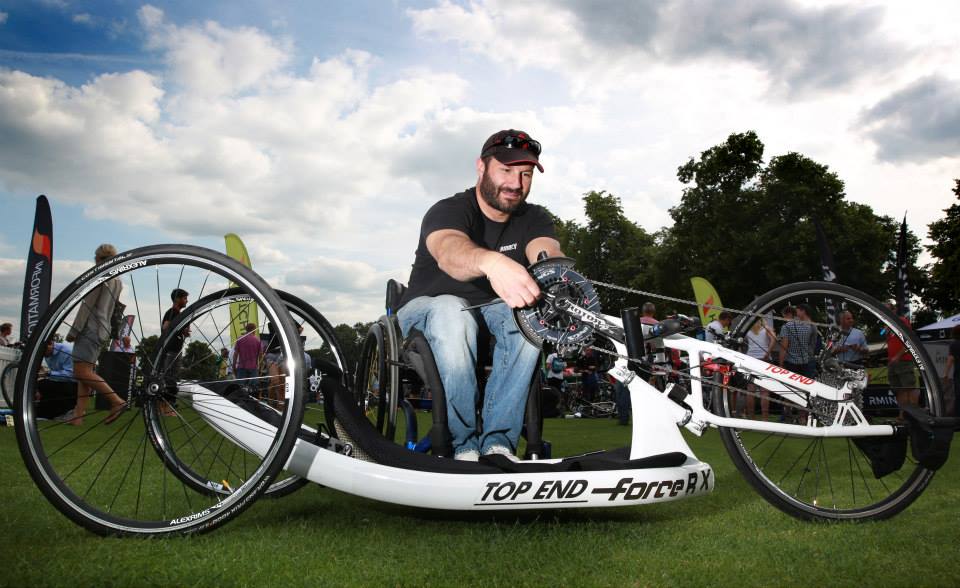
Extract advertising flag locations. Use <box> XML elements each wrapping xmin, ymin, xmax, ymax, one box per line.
<box><xmin>224</xmin><ymin>233</ymin><xmax>258</xmax><ymax>344</ymax></box>
<box><xmin>813</xmin><ymin>216</ymin><xmax>838</xmax><ymax>325</ymax></box>
<box><xmin>895</xmin><ymin>215</ymin><xmax>911</xmax><ymax>319</ymax></box>
<box><xmin>690</xmin><ymin>277</ymin><xmax>723</xmax><ymax>327</ymax></box>
<box><xmin>20</xmin><ymin>195</ymin><xmax>53</xmax><ymax>342</ymax></box>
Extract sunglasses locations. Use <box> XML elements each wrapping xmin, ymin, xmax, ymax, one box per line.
<box><xmin>485</xmin><ymin>134</ymin><xmax>541</xmax><ymax>156</ymax></box>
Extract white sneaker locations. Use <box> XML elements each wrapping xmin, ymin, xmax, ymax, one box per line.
<box><xmin>483</xmin><ymin>446</ymin><xmax>521</xmax><ymax>462</ymax></box>
<box><xmin>454</xmin><ymin>449</ymin><xmax>480</xmax><ymax>462</ymax></box>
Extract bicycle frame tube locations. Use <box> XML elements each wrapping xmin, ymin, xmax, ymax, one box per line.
<box><xmin>600</xmin><ymin>315</ymin><xmax>895</xmax><ymax>444</ymax></box>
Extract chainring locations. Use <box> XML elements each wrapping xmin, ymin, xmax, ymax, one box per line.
<box><xmin>513</xmin><ymin>257</ymin><xmax>602</xmax><ymax>349</ymax></box>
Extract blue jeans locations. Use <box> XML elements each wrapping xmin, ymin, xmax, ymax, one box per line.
<box><xmin>398</xmin><ymin>295</ymin><xmax>540</xmax><ymax>457</ymax></box>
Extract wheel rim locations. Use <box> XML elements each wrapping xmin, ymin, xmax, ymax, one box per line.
<box><xmin>145</xmin><ymin>288</ymin><xmax>346</xmax><ymax>497</ymax></box>
<box><xmin>720</xmin><ymin>283</ymin><xmax>939</xmax><ymax>519</ymax></box>
<box><xmin>15</xmin><ymin>247</ymin><xmax>303</xmax><ymax>535</ymax></box>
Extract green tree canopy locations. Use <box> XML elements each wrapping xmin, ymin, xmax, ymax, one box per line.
<box><xmin>923</xmin><ymin>180</ymin><xmax>960</xmax><ymax>316</ymax></box>
<box><xmin>553</xmin><ymin>191</ymin><xmax>656</xmax><ymax>311</ymax></box>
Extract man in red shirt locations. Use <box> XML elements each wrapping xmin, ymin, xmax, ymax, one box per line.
<box><xmin>886</xmin><ymin>305</ymin><xmax>918</xmax><ymax>417</ymax></box>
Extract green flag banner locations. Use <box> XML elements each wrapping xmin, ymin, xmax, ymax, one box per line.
<box><xmin>690</xmin><ymin>276</ymin><xmax>723</xmax><ymax>327</ymax></box>
<box><xmin>224</xmin><ymin>233</ymin><xmax>258</xmax><ymax>344</ymax></box>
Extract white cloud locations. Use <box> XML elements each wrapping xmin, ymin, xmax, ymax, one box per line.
<box><xmin>0</xmin><ymin>12</ymin><xmax>8</xmax><ymax>25</ymax></box>
<box><xmin>1</xmin><ymin>1</ymin><xmax>957</xmax><ymax>327</ymax></box>
<box><xmin>72</xmin><ymin>13</ymin><xmax>93</xmax><ymax>25</ymax></box>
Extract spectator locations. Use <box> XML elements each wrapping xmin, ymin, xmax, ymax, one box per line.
<box><xmin>545</xmin><ymin>350</ymin><xmax>566</xmax><ymax>397</ymax></box>
<box><xmin>745</xmin><ymin>317</ymin><xmax>777</xmax><ymax>418</ymax></box>
<box><xmin>38</xmin><ymin>337</ymin><xmax>76</xmax><ymax>420</ymax></box>
<box><xmin>233</xmin><ymin>323</ymin><xmax>261</xmax><ymax>381</ymax></box>
<box><xmin>65</xmin><ymin>244</ymin><xmax>126</xmax><ymax>426</ymax></box>
<box><xmin>578</xmin><ymin>347</ymin><xmax>600</xmax><ymax>402</ymax></box>
<box><xmin>835</xmin><ymin>310</ymin><xmax>868</xmax><ymax>366</ymax></box>
<box><xmin>885</xmin><ymin>304</ymin><xmax>918</xmax><ymax>416</ymax></box>
<box><xmin>943</xmin><ymin>325</ymin><xmax>959</xmax><ymax>417</ymax></box>
<box><xmin>704</xmin><ymin>311</ymin><xmax>733</xmax><ymax>343</ymax></box>
<box><xmin>0</xmin><ymin>322</ymin><xmax>13</xmax><ymax>346</ymax></box>
<box><xmin>216</xmin><ymin>347</ymin><xmax>231</xmax><ymax>379</ymax></box>
<box><xmin>160</xmin><ymin>288</ymin><xmax>190</xmax><ymax>416</ymax></box>
<box><xmin>779</xmin><ymin>303</ymin><xmax>817</xmax><ymax>378</ymax></box>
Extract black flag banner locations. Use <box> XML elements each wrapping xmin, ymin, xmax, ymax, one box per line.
<box><xmin>20</xmin><ymin>195</ymin><xmax>53</xmax><ymax>342</ymax></box>
<box><xmin>813</xmin><ymin>216</ymin><xmax>838</xmax><ymax>326</ymax></box>
<box><xmin>895</xmin><ymin>214</ymin><xmax>911</xmax><ymax>319</ymax></box>
<box><xmin>813</xmin><ymin>217</ymin><xmax>837</xmax><ymax>282</ymax></box>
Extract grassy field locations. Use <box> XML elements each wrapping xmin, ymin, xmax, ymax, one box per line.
<box><xmin>2</xmin><ymin>415</ymin><xmax>959</xmax><ymax>588</ymax></box>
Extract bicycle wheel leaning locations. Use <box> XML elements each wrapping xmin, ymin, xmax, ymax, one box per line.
<box><xmin>146</xmin><ymin>288</ymin><xmax>347</xmax><ymax>499</ymax></box>
<box><xmin>717</xmin><ymin>281</ymin><xmax>943</xmax><ymax>521</ymax></box>
<box><xmin>14</xmin><ymin>244</ymin><xmax>305</xmax><ymax>537</ymax></box>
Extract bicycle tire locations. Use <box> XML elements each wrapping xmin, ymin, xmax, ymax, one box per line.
<box><xmin>1</xmin><ymin>361</ymin><xmax>16</xmax><ymax>409</ymax></box>
<box><xmin>717</xmin><ymin>281</ymin><xmax>942</xmax><ymax>521</ymax></box>
<box><xmin>146</xmin><ymin>288</ymin><xmax>347</xmax><ymax>499</ymax></box>
<box><xmin>355</xmin><ymin>321</ymin><xmax>392</xmax><ymax>439</ymax></box>
<box><xmin>13</xmin><ymin>244</ymin><xmax>305</xmax><ymax>536</ymax></box>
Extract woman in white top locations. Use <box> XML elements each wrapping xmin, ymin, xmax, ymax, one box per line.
<box><xmin>744</xmin><ymin>317</ymin><xmax>776</xmax><ymax>419</ymax></box>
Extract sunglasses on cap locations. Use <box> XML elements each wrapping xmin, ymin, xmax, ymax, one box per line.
<box><xmin>484</xmin><ymin>134</ymin><xmax>542</xmax><ymax>156</ymax></box>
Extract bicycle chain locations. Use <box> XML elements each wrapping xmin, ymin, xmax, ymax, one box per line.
<box><xmin>588</xmin><ymin>278</ymin><xmax>839</xmax><ymax>330</ymax></box>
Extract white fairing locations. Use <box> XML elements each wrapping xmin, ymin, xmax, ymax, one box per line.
<box><xmin>182</xmin><ymin>383</ymin><xmax>715</xmax><ymax>511</ymax></box>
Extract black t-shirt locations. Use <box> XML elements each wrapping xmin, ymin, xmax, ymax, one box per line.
<box><xmin>399</xmin><ymin>188</ymin><xmax>556</xmax><ymax>307</ymax></box>
<box><xmin>162</xmin><ymin>307</ymin><xmax>185</xmax><ymax>352</ymax></box>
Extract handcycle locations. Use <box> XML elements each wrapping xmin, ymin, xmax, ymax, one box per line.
<box><xmin>10</xmin><ymin>245</ymin><xmax>956</xmax><ymax>536</ymax></box>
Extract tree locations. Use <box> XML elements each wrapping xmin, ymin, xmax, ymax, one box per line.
<box><xmin>552</xmin><ymin>191</ymin><xmax>655</xmax><ymax>311</ymax></box>
<box><xmin>181</xmin><ymin>340</ymin><xmax>219</xmax><ymax>381</ymax></box>
<box><xmin>650</xmin><ymin>131</ymin><xmax>919</xmax><ymax>311</ymax></box>
<box><xmin>331</xmin><ymin>321</ymin><xmax>373</xmax><ymax>376</ymax></box>
<box><xmin>923</xmin><ymin>180</ymin><xmax>960</xmax><ymax>316</ymax></box>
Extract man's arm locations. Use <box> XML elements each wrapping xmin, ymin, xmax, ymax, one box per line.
<box><xmin>426</xmin><ymin>229</ymin><xmax>541</xmax><ymax>308</ymax></box>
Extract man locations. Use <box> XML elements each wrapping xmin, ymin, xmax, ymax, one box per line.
<box><xmin>232</xmin><ymin>323</ymin><xmax>261</xmax><ymax>381</ymax></box>
<box><xmin>779</xmin><ymin>303</ymin><xmax>817</xmax><ymax>378</ymax></box>
<box><xmin>0</xmin><ymin>322</ymin><xmax>13</xmax><ymax>346</ymax></box>
<box><xmin>704</xmin><ymin>311</ymin><xmax>733</xmax><ymax>343</ymax></box>
<box><xmin>835</xmin><ymin>310</ymin><xmax>868</xmax><ymax>365</ymax></box>
<box><xmin>885</xmin><ymin>304</ymin><xmax>918</xmax><ymax>415</ymax></box>
<box><xmin>160</xmin><ymin>288</ymin><xmax>190</xmax><ymax>415</ymax></box>
<box><xmin>40</xmin><ymin>337</ymin><xmax>77</xmax><ymax>420</ymax></box>
<box><xmin>397</xmin><ymin>129</ymin><xmax>562</xmax><ymax>461</ymax></box>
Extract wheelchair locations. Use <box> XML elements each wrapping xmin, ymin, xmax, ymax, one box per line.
<box><xmin>352</xmin><ymin>279</ymin><xmax>550</xmax><ymax>459</ymax></box>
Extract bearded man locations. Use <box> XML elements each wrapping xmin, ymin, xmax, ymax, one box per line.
<box><xmin>397</xmin><ymin>129</ymin><xmax>563</xmax><ymax>461</ymax></box>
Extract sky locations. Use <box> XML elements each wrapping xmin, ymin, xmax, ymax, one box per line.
<box><xmin>0</xmin><ymin>0</ymin><xmax>957</xmax><ymax>333</ymax></box>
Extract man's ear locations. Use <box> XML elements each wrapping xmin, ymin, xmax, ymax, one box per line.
<box><xmin>476</xmin><ymin>157</ymin><xmax>485</xmax><ymax>177</ymax></box>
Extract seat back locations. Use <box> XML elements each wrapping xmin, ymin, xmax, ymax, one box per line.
<box><xmin>385</xmin><ymin>279</ymin><xmax>406</xmax><ymax>316</ymax></box>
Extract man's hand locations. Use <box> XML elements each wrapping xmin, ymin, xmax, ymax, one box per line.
<box><xmin>480</xmin><ymin>252</ymin><xmax>541</xmax><ymax>308</ymax></box>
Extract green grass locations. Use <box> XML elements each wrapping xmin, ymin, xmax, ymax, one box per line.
<box><xmin>2</xmin><ymin>416</ymin><xmax>959</xmax><ymax>588</ymax></box>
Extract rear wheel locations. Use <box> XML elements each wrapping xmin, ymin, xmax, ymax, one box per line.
<box><xmin>14</xmin><ymin>244</ymin><xmax>304</xmax><ymax>536</ymax></box>
<box><xmin>1</xmin><ymin>361</ymin><xmax>16</xmax><ymax>409</ymax></box>
<box><xmin>354</xmin><ymin>320</ymin><xmax>398</xmax><ymax>441</ymax></box>
<box><xmin>717</xmin><ymin>281</ymin><xmax>942</xmax><ymax>521</ymax></box>
<box><xmin>147</xmin><ymin>288</ymin><xmax>348</xmax><ymax>499</ymax></box>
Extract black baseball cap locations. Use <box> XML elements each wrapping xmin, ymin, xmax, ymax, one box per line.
<box><xmin>480</xmin><ymin>129</ymin><xmax>543</xmax><ymax>172</ymax></box>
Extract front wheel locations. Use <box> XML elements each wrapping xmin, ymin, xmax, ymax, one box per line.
<box><xmin>718</xmin><ymin>281</ymin><xmax>942</xmax><ymax>521</ymax></box>
<box><xmin>14</xmin><ymin>244</ymin><xmax>305</xmax><ymax>536</ymax></box>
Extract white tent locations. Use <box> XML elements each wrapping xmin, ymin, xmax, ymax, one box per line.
<box><xmin>918</xmin><ymin>313</ymin><xmax>960</xmax><ymax>342</ymax></box>
<box><xmin>918</xmin><ymin>313</ymin><xmax>959</xmax><ymax>378</ymax></box>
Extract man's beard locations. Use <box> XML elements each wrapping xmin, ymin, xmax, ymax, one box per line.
<box><xmin>479</xmin><ymin>170</ymin><xmax>527</xmax><ymax>214</ymax></box>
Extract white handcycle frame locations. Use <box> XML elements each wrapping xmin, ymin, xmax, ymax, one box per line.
<box><xmin>188</xmin><ymin>313</ymin><xmax>892</xmax><ymax>512</ymax></box>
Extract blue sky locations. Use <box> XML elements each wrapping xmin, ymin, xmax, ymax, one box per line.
<box><xmin>1</xmin><ymin>0</ymin><xmax>958</xmax><ymax>332</ymax></box>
